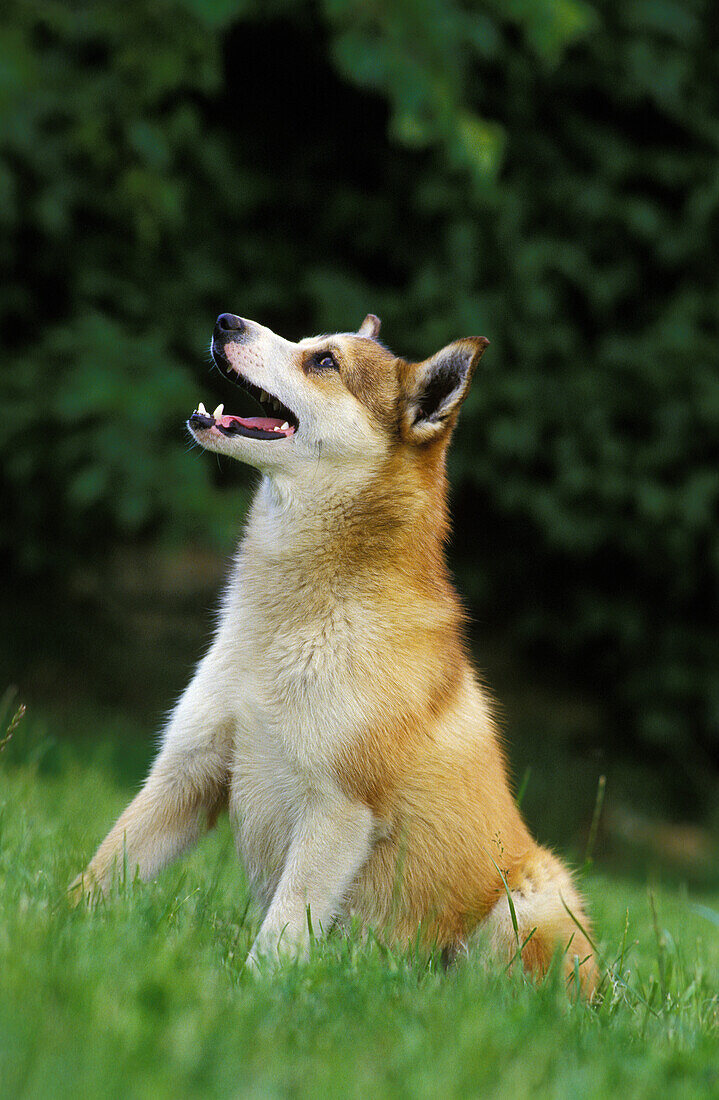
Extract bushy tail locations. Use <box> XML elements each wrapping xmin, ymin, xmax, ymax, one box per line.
<box><xmin>485</xmin><ymin>845</ymin><xmax>598</xmax><ymax>998</ymax></box>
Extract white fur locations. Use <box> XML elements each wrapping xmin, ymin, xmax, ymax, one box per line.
<box><xmin>72</xmin><ymin>323</ymin><xmax>394</xmax><ymax>964</ymax></box>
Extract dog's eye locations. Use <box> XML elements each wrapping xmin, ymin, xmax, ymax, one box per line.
<box><xmin>315</xmin><ymin>352</ymin><xmax>338</xmax><ymax>371</ymax></box>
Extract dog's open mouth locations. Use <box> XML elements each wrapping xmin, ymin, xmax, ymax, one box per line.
<box><xmin>188</xmin><ymin>365</ymin><xmax>299</xmax><ymax>441</ymax></box>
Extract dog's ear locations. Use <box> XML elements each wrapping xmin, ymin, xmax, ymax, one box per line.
<box><xmin>401</xmin><ymin>337</ymin><xmax>489</xmax><ymax>445</ymax></box>
<box><xmin>358</xmin><ymin>314</ymin><xmax>381</xmax><ymax>339</ymax></box>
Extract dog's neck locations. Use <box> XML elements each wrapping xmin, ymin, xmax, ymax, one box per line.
<box><xmin>235</xmin><ymin>451</ymin><xmax>453</xmax><ymax>603</ymax></box>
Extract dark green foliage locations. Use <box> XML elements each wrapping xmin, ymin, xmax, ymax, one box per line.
<box><xmin>1</xmin><ymin>1</ymin><xmax>717</xmax><ymax>794</ymax></box>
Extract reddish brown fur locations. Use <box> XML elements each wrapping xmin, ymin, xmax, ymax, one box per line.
<box><xmin>299</xmin><ymin>332</ymin><xmax>599</xmax><ymax>995</ymax></box>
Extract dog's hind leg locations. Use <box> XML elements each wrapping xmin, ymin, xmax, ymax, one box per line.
<box><xmin>483</xmin><ymin>846</ymin><xmax>598</xmax><ymax>999</ymax></box>
<box><xmin>69</xmin><ymin>650</ymin><xmax>231</xmax><ymax>902</ymax></box>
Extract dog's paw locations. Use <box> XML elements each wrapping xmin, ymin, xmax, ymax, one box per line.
<box><xmin>244</xmin><ymin>949</ymin><xmax>264</xmax><ymax>976</ymax></box>
<box><xmin>67</xmin><ymin>870</ymin><xmax>103</xmax><ymax>908</ymax></box>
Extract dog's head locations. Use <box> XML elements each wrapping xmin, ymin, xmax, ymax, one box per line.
<box><xmin>188</xmin><ymin>314</ymin><xmax>489</xmax><ymax>473</ymax></box>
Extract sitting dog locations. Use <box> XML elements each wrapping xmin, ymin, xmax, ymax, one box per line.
<box><xmin>71</xmin><ymin>312</ymin><xmax>597</xmax><ymax>995</ymax></box>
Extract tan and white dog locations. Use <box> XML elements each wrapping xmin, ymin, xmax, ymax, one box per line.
<box><xmin>71</xmin><ymin>312</ymin><xmax>597</xmax><ymax>995</ymax></box>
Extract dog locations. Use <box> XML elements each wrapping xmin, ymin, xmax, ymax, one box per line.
<box><xmin>71</xmin><ymin>312</ymin><xmax>597</xmax><ymax>995</ymax></box>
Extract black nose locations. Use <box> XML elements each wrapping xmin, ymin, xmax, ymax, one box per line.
<box><xmin>216</xmin><ymin>313</ymin><xmax>244</xmax><ymax>332</ymax></box>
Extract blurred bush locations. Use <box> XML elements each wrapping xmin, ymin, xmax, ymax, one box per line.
<box><xmin>1</xmin><ymin>1</ymin><xmax>718</xmax><ymax>795</ymax></box>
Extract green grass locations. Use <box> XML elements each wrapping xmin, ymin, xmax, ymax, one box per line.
<box><xmin>1</xmin><ymin>706</ymin><xmax>717</xmax><ymax>1099</ymax></box>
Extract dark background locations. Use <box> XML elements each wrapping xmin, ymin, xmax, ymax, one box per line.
<box><xmin>2</xmin><ymin>0</ymin><xmax>718</xmax><ymax>870</ymax></box>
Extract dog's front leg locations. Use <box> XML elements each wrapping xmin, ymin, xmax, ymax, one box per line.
<box><xmin>247</xmin><ymin>791</ymin><xmax>375</xmax><ymax>968</ymax></box>
<box><xmin>69</xmin><ymin>649</ymin><xmax>232</xmax><ymax>902</ymax></box>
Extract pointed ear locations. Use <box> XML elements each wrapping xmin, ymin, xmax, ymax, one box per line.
<box><xmin>358</xmin><ymin>313</ymin><xmax>381</xmax><ymax>339</ymax></box>
<box><xmin>401</xmin><ymin>337</ymin><xmax>489</xmax><ymax>444</ymax></box>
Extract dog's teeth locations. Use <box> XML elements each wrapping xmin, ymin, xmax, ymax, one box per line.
<box><xmin>272</xmin><ymin>398</ymin><xmax>280</xmax><ymax>411</ymax></box>
<box><xmin>198</xmin><ymin>402</ymin><xmax>207</xmax><ymax>415</ymax></box>
<box><xmin>213</xmin><ymin>404</ymin><xmax>224</xmax><ymax>419</ymax></box>
<box><xmin>260</xmin><ymin>390</ymin><xmax>269</xmax><ymax>403</ymax></box>
<box><xmin>280</xmin><ymin>422</ymin><xmax>289</xmax><ymax>431</ymax></box>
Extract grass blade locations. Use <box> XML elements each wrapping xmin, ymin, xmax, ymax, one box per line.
<box><xmin>516</xmin><ymin>767</ymin><xmax>531</xmax><ymax>808</ymax></box>
<box><xmin>583</xmin><ymin>774</ymin><xmax>606</xmax><ymax>874</ymax></box>
<box><xmin>488</xmin><ymin>852</ymin><xmax>520</xmax><ymax>951</ymax></box>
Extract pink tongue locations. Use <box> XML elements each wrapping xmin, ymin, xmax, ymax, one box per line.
<box><xmin>216</xmin><ymin>413</ymin><xmax>293</xmax><ymax>434</ymax></box>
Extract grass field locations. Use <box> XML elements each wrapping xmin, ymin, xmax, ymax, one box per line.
<box><xmin>1</xmin><ymin>702</ymin><xmax>718</xmax><ymax>1099</ymax></box>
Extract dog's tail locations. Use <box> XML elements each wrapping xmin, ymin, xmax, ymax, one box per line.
<box><xmin>484</xmin><ymin>845</ymin><xmax>598</xmax><ymax>998</ymax></box>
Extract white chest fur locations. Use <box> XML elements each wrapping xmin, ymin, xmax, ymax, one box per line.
<box><xmin>214</xmin><ymin>476</ymin><xmax>379</xmax><ymax>905</ymax></box>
